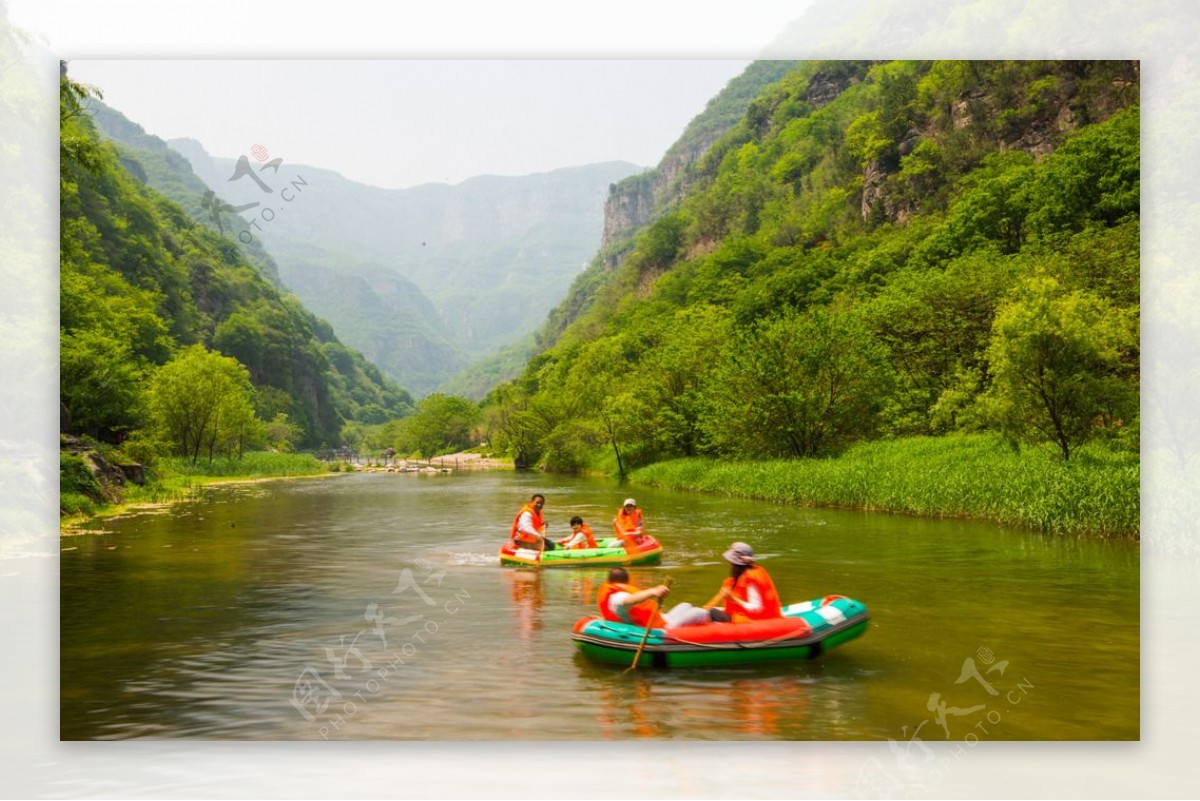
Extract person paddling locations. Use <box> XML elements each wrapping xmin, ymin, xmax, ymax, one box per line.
<box><xmin>598</xmin><ymin>567</ymin><xmax>727</xmax><ymax>629</ymax></box>
<box><xmin>509</xmin><ymin>493</ymin><xmax>555</xmax><ymax>551</ymax></box>
<box><xmin>704</xmin><ymin>542</ymin><xmax>782</xmax><ymax>622</ymax></box>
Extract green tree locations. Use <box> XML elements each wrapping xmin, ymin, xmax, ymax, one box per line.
<box><xmin>981</xmin><ymin>276</ymin><xmax>1137</xmax><ymax>460</ymax></box>
<box><xmin>637</xmin><ymin>212</ymin><xmax>688</xmax><ymax>268</ymax></box>
<box><xmin>482</xmin><ymin>383</ymin><xmax>546</xmax><ymax>468</ymax></box>
<box><xmin>865</xmin><ymin>251</ymin><xmax>1019</xmax><ymax>433</ymax></box>
<box><xmin>702</xmin><ymin>308</ymin><xmax>893</xmax><ymax>458</ymax></box>
<box><xmin>213</xmin><ymin>311</ymin><xmax>267</xmax><ymax>380</ymax></box>
<box><xmin>146</xmin><ymin>345</ymin><xmax>260</xmax><ymax>463</ymax></box>
<box><xmin>1025</xmin><ymin>105</ymin><xmax>1140</xmax><ymax>236</ymax></box>
<box><xmin>552</xmin><ymin>333</ymin><xmax>658</xmax><ymax>475</ymax></box>
<box><xmin>845</xmin><ymin>111</ymin><xmax>889</xmax><ymax>167</ymax></box>
<box><xmin>263</xmin><ymin>412</ymin><xmax>302</xmax><ymax>452</ymax></box>
<box><xmin>633</xmin><ymin>305</ymin><xmax>732</xmax><ymax>457</ymax></box>
<box><xmin>59</xmin><ymin>329</ymin><xmax>146</xmax><ymax>438</ymax></box>
<box><xmin>394</xmin><ymin>394</ymin><xmax>479</xmax><ymax>457</ymax></box>
<box><xmin>60</xmin><ymin>75</ymin><xmax>109</xmax><ymax>181</ymax></box>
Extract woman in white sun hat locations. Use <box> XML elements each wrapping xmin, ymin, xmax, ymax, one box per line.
<box><xmin>612</xmin><ymin>497</ymin><xmax>645</xmax><ymax>549</ymax></box>
<box><xmin>703</xmin><ymin>541</ymin><xmax>783</xmax><ymax>622</ymax></box>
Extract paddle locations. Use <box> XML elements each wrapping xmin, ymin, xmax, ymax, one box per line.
<box><xmin>623</xmin><ymin>577</ymin><xmax>673</xmax><ymax>673</ymax></box>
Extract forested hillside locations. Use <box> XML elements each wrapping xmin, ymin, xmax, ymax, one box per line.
<box><xmin>453</xmin><ymin>60</ymin><xmax>800</xmax><ymax>399</ymax></box>
<box><xmin>483</xmin><ymin>60</ymin><xmax>1139</xmax><ymax>473</ymax></box>
<box><xmin>60</xmin><ymin>75</ymin><xmax>413</xmax><ymax>457</ymax></box>
<box><xmin>167</xmin><ymin>137</ymin><xmax>641</xmax><ymax>395</ymax></box>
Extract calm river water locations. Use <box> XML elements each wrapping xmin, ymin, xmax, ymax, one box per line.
<box><xmin>60</xmin><ymin>471</ymin><xmax>1139</xmax><ymax>740</ymax></box>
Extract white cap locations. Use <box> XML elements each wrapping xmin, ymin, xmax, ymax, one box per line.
<box><xmin>623</xmin><ymin>498</ymin><xmax>637</xmax><ymax>507</ymax></box>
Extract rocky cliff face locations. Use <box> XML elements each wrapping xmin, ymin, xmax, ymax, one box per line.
<box><xmin>601</xmin><ymin>173</ymin><xmax>655</xmax><ymax>256</ymax></box>
<box><xmin>804</xmin><ymin>67</ymin><xmax>860</xmax><ymax>108</ymax></box>
<box><xmin>599</xmin><ymin>61</ymin><xmax>802</xmax><ymax>263</ymax></box>
<box><xmin>858</xmin><ymin>61</ymin><xmax>1140</xmax><ymax>227</ymax></box>
<box><xmin>599</xmin><ymin>128</ymin><xmax>729</xmax><ymax>265</ymax></box>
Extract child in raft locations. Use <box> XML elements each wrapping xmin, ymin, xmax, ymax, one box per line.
<box><xmin>557</xmin><ymin>516</ymin><xmax>598</xmax><ymax>549</ymax></box>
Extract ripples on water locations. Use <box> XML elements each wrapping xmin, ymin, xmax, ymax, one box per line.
<box><xmin>60</xmin><ymin>472</ymin><xmax>1139</xmax><ymax>740</ymax></box>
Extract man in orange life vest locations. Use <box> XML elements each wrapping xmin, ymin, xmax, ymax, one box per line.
<box><xmin>704</xmin><ymin>542</ymin><xmax>783</xmax><ymax>622</ymax></box>
<box><xmin>612</xmin><ymin>498</ymin><xmax>645</xmax><ymax>550</ymax></box>
<box><xmin>558</xmin><ymin>516</ymin><xmax>597</xmax><ymax>550</ymax></box>
<box><xmin>510</xmin><ymin>493</ymin><xmax>555</xmax><ymax>551</ymax></box>
<box><xmin>597</xmin><ymin>567</ymin><xmax>729</xmax><ymax>629</ymax></box>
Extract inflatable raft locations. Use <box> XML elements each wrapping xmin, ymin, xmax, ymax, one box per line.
<box><xmin>571</xmin><ymin>595</ymin><xmax>868</xmax><ymax>668</ymax></box>
<box><xmin>499</xmin><ymin>535</ymin><xmax>663</xmax><ymax>568</ymax></box>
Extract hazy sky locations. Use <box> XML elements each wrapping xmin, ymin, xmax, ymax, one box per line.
<box><xmin>15</xmin><ymin>0</ymin><xmax>812</xmax><ymax>188</ymax></box>
<box><xmin>64</xmin><ymin>59</ymin><xmax>754</xmax><ymax>189</ymax></box>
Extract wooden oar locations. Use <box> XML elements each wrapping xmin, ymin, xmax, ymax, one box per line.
<box><xmin>624</xmin><ymin>577</ymin><xmax>673</xmax><ymax>673</ymax></box>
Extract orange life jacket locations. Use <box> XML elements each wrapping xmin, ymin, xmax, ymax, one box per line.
<box><xmin>509</xmin><ymin>503</ymin><xmax>545</xmax><ymax>546</ymax></box>
<box><xmin>722</xmin><ymin>566</ymin><xmax>782</xmax><ymax>622</ymax></box>
<box><xmin>614</xmin><ymin>508</ymin><xmax>644</xmax><ymax>536</ymax></box>
<box><xmin>567</xmin><ymin>523</ymin><xmax>597</xmax><ymax>549</ymax></box>
<box><xmin>597</xmin><ymin>581</ymin><xmax>665</xmax><ymax>628</ymax></box>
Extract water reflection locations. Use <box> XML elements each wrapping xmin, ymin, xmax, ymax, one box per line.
<box><xmin>60</xmin><ymin>472</ymin><xmax>1139</xmax><ymax>740</ymax></box>
<box><xmin>587</xmin><ymin>672</ymin><xmax>848</xmax><ymax>740</ymax></box>
<box><xmin>504</xmin><ymin>570</ymin><xmax>602</xmax><ymax>644</ymax></box>
<box><xmin>505</xmin><ymin>569</ymin><xmax>543</xmax><ymax>646</ymax></box>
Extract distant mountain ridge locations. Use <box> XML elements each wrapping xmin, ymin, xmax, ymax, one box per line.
<box><xmin>64</xmin><ymin>86</ymin><xmax>413</xmax><ymax>449</ymax></box>
<box><xmin>166</xmin><ymin>137</ymin><xmax>642</xmax><ymax>395</ymax></box>
<box><xmin>450</xmin><ymin>61</ymin><xmax>796</xmax><ymax>399</ymax></box>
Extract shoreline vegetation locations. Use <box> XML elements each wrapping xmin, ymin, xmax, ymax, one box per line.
<box><xmin>60</xmin><ymin>450</ymin><xmax>517</xmax><ymax>531</ymax></box>
<box><xmin>60</xmin><ymin>452</ymin><xmax>332</xmax><ymax>531</ymax></box>
<box><xmin>62</xmin><ymin>438</ymin><xmax>1136</xmax><ymax>539</ymax></box>
<box><xmin>629</xmin><ymin>434</ymin><xmax>1138</xmax><ymax>539</ymax></box>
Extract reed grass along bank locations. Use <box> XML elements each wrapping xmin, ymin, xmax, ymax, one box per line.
<box><xmin>630</xmin><ymin>434</ymin><xmax>1138</xmax><ymax>538</ymax></box>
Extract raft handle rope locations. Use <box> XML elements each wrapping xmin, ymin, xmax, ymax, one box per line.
<box><xmin>648</xmin><ymin>612</ymin><xmax>866</xmax><ymax>651</ymax></box>
<box><xmin>661</xmin><ymin>626</ymin><xmax>818</xmax><ymax>650</ymax></box>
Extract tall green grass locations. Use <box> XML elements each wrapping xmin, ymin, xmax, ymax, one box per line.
<box><xmin>631</xmin><ymin>434</ymin><xmax>1138</xmax><ymax>538</ymax></box>
<box><xmin>157</xmin><ymin>452</ymin><xmax>326</xmax><ymax>478</ymax></box>
<box><xmin>120</xmin><ymin>453</ymin><xmax>329</xmax><ymax>506</ymax></box>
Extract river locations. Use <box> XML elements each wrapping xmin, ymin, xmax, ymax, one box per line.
<box><xmin>60</xmin><ymin>471</ymin><xmax>1139</xmax><ymax>740</ymax></box>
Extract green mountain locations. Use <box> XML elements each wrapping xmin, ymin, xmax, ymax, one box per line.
<box><xmin>451</xmin><ymin>60</ymin><xmax>798</xmax><ymax>399</ymax></box>
<box><xmin>484</xmin><ymin>60</ymin><xmax>1140</xmax><ymax>471</ymax></box>
<box><xmin>61</xmin><ymin>77</ymin><xmax>413</xmax><ymax>449</ymax></box>
<box><xmin>88</xmin><ymin>102</ymin><xmax>286</xmax><ymax>288</ymax></box>
<box><xmin>89</xmin><ymin>103</ymin><xmax>464</xmax><ymax>400</ymax></box>
<box><xmin>538</xmin><ymin>60</ymin><xmax>802</xmax><ymax>348</ymax></box>
<box><xmin>167</xmin><ymin>137</ymin><xmax>642</xmax><ymax>395</ymax></box>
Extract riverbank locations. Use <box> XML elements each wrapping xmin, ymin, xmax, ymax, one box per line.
<box><xmin>356</xmin><ymin>452</ymin><xmax>515</xmax><ymax>472</ymax></box>
<box><xmin>61</xmin><ymin>450</ymin><xmax>516</xmax><ymax>532</ymax></box>
<box><xmin>629</xmin><ymin>434</ymin><xmax>1139</xmax><ymax>538</ymax></box>
<box><xmin>61</xmin><ymin>452</ymin><xmax>334</xmax><ymax>532</ymax></box>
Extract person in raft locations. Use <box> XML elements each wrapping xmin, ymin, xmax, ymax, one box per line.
<box><xmin>598</xmin><ymin>567</ymin><xmax>730</xmax><ymax>629</ymax></box>
<box><xmin>612</xmin><ymin>498</ymin><xmax>645</xmax><ymax>548</ymax></box>
<box><xmin>703</xmin><ymin>542</ymin><xmax>783</xmax><ymax>622</ymax></box>
<box><xmin>510</xmin><ymin>493</ymin><xmax>555</xmax><ymax>551</ymax></box>
<box><xmin>558</xmin><ymin>516</ymin><xmax>597</xmax><ymax>550</ymax></box>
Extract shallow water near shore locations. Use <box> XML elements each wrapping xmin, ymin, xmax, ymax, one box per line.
<box><xmin>60</xmin><ymin>471</ymin><xmax>1138</xmax><ymax>740</ymax></box>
